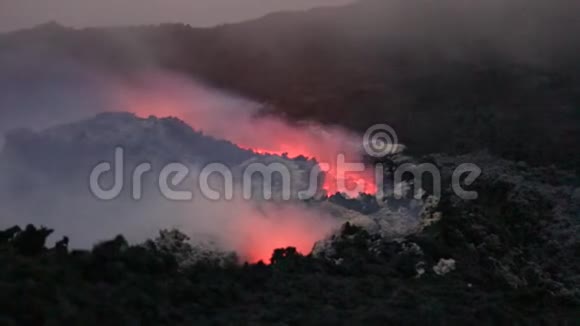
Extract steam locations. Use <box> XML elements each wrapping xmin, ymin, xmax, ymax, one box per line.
<box><xmin>0</xmin><ymin>51</ymin><xmax>115</xmax><ymax>146</ymax></box>
<box><xmin>0</xmin><ymin>46</ymin><xmax>356</xmax><ymax>262</ymax></box>
<box><xmin>0</xmin><ymin>183</ymin><xmax>339</xmax><ymax>262</ymax></box>
<box><xmin>107</xmin><ymin>71</ymin><xmax>377</xmax><ymax>194</ymax></box>
<box><xmin>113</xmin><ymin>71</ymin><xmax>362</xmax><ymax>161</ymax></box>
<box><xmin>8</xmin><ymin>0</ymin><xmax>576</xmax><ymax>260</ymax></box>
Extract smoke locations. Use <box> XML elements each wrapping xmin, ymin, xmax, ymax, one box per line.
<box><xmin>0</xmin><ymin>68</ymin><xmax>351</xmax><ymax>261</ymax></box>
<box><xmin>173</xmin><ymin>197</ymin><xmax>340</xmax><ymax>263</ymax></box>
<box><xmin>0</xmin><ymin>50</ymin><xmax>115</xmax><ymax>147</ymax></box>
<box><xmin>0</xmin><ymin>35</ymin><xmax>361</xmax><ymax>262</ymax></box>
<box><xmin>0</xmin><ymin>181</ymin><xmax>339</xmax><ymax>262</ymax></box>
<box><xmin>341</xmin><ymin>0</ymin><xmax>580</xmax><ymax>65</ymax></box>
<box><xmin>114</xmin><ymin>71</ymin><xmax>359</xmax><ymax>160</ymax></box>
<box><xmin>107</xmin><ymin>71</ymin><xmax>377</xmax><ymax>194</ymax></box>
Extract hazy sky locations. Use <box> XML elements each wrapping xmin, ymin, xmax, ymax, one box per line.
<box><xmin>0</xmin><ymin>0</ymin><xmax>353</xmax><ymax>32</ymax></box>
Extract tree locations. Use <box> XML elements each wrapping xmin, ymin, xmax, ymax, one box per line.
<box><xmin>12</xmin><ymin>224</ymin><xmax>53</xmax><ymax>256</ymax></box>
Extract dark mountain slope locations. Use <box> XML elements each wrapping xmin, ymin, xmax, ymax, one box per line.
<box><xmin>2</xmin><ymin>0</ymin><xmax>580</xmax><ymax>167</ymax></box>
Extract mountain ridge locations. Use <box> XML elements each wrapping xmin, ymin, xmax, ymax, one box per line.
<box><xmin>1</xmin><ymin>0</ymin><xmax>580</xmax><ymax>169</ymax></box>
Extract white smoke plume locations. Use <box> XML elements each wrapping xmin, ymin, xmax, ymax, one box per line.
<box><xmin>0</xmin><ymin>41</ymin><xmax>360</xmax><ymax>262</ymax></box>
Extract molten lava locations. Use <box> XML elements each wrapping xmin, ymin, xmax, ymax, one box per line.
<box><xmin>111</xmin><ymin>73</ymin><xmax>375</xmax><ymax>262</ymax></box>
<box><xmin>227</xmin><ymin>203</ymin><xmax>338</xmax><ymax>263</ymax></box>
<box><xmin>241</xmin><ymin>222</ymin><xmax>319</xmax><ymax>263</ymax></box>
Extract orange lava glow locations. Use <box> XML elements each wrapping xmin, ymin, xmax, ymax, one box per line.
<box><xmin>242</xmin><ymin>227</ymin><xmax>318</xmax><ymax>263</ymax></box>
<box><xmin>239</xmin><ymin>146</ymin><xmax>378</xmax><ymax>196</ymax></box>
<box><xmin>109</xmin><ymin>74</ymin><xmax>374</xmax><ymax>262</ymax></box>
<box><xmin>120</xmin><ymin>87</ymin><xmax>378</xmax><ymax>195</ymax></box>
<box><xmin>233</xmin><ymin>207</ymin><xmax>335</xmax><ymax>263</ymax></box>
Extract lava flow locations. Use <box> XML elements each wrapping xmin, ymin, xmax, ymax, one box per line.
<box><xmin>237</xmin><ymin>209</ymin><xmax>335</xmax><ymax>263</ymax></box>
<box><xmin>111</xmin><ymin>72</ymin><xmax>376</xmax><ymax>262</ymax></box>
<box><xmin>118</xmin><ymin>85</ymin><xmax>378</xmax><ymax>195</ymax></box>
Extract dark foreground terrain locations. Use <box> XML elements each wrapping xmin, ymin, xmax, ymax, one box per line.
<box><xmin>1</xmin><ymin>157</ymin><xmax>578</xmax><ymax>325</ymax></box>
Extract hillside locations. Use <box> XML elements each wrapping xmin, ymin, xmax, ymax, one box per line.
<box><xmin>3</xmin><ymin>0</ymin><xmax>580</xmax><ymax>168</ymax></box>
<box><xmin>0</xmin><ymin>150</ymin><xmax>578</xmax><ymax>324</ymax></box>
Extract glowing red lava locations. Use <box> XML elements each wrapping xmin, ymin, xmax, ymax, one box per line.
<box><xmin>242</xmin><ymin>229</ymin><xmax>315</xmax><ymax>263</ymax></box>
<box><xmin>234</xmin><ymin>208</ymin><xmax>335</xmax><ymax>263</ymax></box>
<box><xmin>239</xmin><ymin>146</ymin><xmax>378</xmax><ymax>196</ymax></box>
<box><xmin>111</xmin><ymin>75</ymin><xmax>376</xmax><ymax>262</ymax></box>
<box><xmin>122</xmin><ymin>95</ymin><xmax>378</xmax><ymax>195</ymax></box>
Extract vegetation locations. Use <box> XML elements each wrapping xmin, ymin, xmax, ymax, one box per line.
<box><xmin>1</xmin><ymin>181</ymin><xmax>578</xmax><ymax>326</ymax></box>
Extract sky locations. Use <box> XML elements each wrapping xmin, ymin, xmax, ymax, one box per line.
<box><xmin>0</xmin><ymin>0</ymin><xmax>354</xmax><ymax>32</ymax></box>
